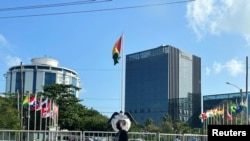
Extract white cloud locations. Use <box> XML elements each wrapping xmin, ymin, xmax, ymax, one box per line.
<box><xmin>209</xmin><ymin>58</ymin><xmax>244</xmax><ymax>76</ymax></box>
<box><xmin>0</xmin><ymin>34</ymin><xmax>22</xmax><ymax>68</ymax></box>
<box><xmin>186</xmin><ymin>0</ymin><xmax>250</xmax><ymax>44</ymax></box>
<box><xmin>0</xmin><ymin>34</ymin><xmax>8</xmax><ymax>48</ymax></box>
<box><xmin>5</xmin><ymin>55</ymin><xmax>22</xmax><ymax>68</ymax></box>
<box><xmin>225</xmin><ymin>58</ymin><xmax>244</xmax><ymax>77</ymax></box>
<box><xmin>205</xmin><ymin>67</ymin><xmax>211</xmax><ymax>75</ymax></box>
<box><xmin>213</xmin><ymin>62</ymin><xmax>223</xmax><ymax>74</ymax></box>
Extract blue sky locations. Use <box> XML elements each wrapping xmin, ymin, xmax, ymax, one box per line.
<box><xmin>0</xmin><ymin>0</ymin><xmax>250</xmax><ymax>117</ymax></box>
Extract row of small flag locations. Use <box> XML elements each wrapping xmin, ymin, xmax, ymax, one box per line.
<box><xmin>199</xmin><ymin>100</ymin><xmax>248</xmax><ymax>121</ymax></box>
<box><xmin>22</xmin><ymin>95</ymin><xmax>59</xmax><ymax>119</ymax></box>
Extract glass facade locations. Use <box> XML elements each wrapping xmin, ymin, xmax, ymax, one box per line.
<box><xmin>125</xmin><ymin>49</ymin><xmax>168</xmax><ymax>125</ymax></box>
<box><xmin>125</xmin><ymin>45</ymin><xmax>201</xmax><ymax>127</ymax></box>
<box><xmin>45</xmin><ymin>72</ymin><xmax>56</xmax><ymax>86</ymax></box>
<box><xmin>15</xmin><ymin>72</ymin><xmax>25</xmax><ymax>94</ymax></box>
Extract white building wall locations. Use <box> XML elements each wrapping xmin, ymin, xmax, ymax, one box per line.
<box><xmin>5</xmin><ymin>58</ymin><xmax>81</xmax><ymax>97</ymax></box>
<box><xmin>64</xmin><ymin>74</ymin><xmax>70</xmax><ymax>85</ymax></box>
<box><xmin>24</xmin><ymin>71</ymin><xmax>34</xmax><ymax>93</ymax></box>
<box><xmin>31</xmin><ymin>58</ymin><xmax>58</xmax><ymax>67</ymax></box>
<box><xmin>56</xmin><ymin>72</ymin><xmax>64</xmax><ymax>84</ymax></box>
<box><xmin>5</xmin><ymin>72</ymin><xmax>10</xmax><ymax>93</ymax></box>
<box><xmin>36</xmin><ymin>71</ymin><xmax>44</xmax><ymax>93</ymax></box>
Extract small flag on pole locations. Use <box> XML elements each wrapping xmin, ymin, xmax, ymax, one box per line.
<box><xmin>22</xmin><ymin>95</ymin><xmax>29</xmax><ymax>106</ymax></box>
<box><xmin>112</xmin><ymin>35</ymin><xmax>122</xmax><ymax>65</ymax></box>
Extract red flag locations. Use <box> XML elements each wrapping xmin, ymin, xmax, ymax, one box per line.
<box><xmin>227</xmin><ymin>105</ymin><xmax>233</xmax><ymax>121</ymax></box>
<box><xmin>42</xmin><ymin>100</ymin><xmax>50</xmax><ymax>114</ymax></box>
<box><xmin>27</xmin><ymin>95</ymin><xmax>36</xmax><ymax>106</ymax></box>
<box><xmin>112</xmin><ymin>35</ymin><xmax>122</xmax><ymax>65</ymax></box>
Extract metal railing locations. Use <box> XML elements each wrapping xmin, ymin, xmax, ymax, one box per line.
<box><xmin>0</xmin><ymin>130</ymin><xmax>207</xmax><ymax>141</ymax></box>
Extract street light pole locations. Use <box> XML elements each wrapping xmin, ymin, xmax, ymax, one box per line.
<box><xmin>226</xmin><ymin>82</ymin><xmax>243</xmax><ymax>125</ymax></box>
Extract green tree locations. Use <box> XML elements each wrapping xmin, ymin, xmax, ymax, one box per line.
<box><xmin>160</xmin><ymin>114</ymin><xmax>175</xmax><ymax>133</ymax></box>
<box><xmin>144</xmin><ymin>118</ymin><xmax>160</xmax><ymax>132</ymax></box>
<box><xmin>0</xmin><ymin>96</ymin><xmax>21</xmax><ymax>129</ymax></box>
<box><xmin>79</xmin><ymin>108</ymin><xmax>111</xmax><ymax>131</ymax></box>
<box><xmin>129</xmin><ymin>123</ymin><xmax>144</xmax><ymax>132</ymax></box>
<box><xmin>41</xmin><ymin>84</ymin><xmax>111</xmax><ymax>131</ymax></box>
<box><xmin>145</xmin><ymin>118</ymin><xmax>154</xmax><ymax>126</ymax></box>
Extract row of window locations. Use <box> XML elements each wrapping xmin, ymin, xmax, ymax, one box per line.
<box><xmin>9</xmin><ymin>65</ymin><xmax>78</xmax><ymax>76</ymax></box>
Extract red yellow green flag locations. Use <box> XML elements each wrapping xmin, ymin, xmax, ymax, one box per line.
<box><xmin>112</xmin><ymin>35</ymin><xmax>122</xmax><ymax>65</ymax></box>
<box><xmin>22</xmin><ymin>95</ymin><xmax>29</xmax><ymax>106</ymax></box>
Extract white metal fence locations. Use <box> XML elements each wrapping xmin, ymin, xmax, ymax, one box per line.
<box><xmin>0</xmin><ymin>130</ymin><xmax>82</xmax><ymax>141</ymax></box>
<box><xmin>0</xmin><ymin>130</ymin><xmax>207</xmax><ymax>141</ymax></box>
<box><xmin>158</xmin><ymin>133</ymin><xmax>208</xmax><ymax>141</ymax></box>
<box><xmin>83</xmin><ymin>131</ymin><xmax>157</xmax><ymax>141</ymax></box>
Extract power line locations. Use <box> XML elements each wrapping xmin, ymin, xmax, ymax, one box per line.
<box><xmin>0</xmin><ymin>0</ymin><xmax>195</xmax><ymax>19</ymax></box>
<box><xmin>0</xmin><ymin>0</ymin><xmax>111</xmax><ymax>12</ymax></box>
<box><xmin>74</xmin><ymin>68</ymin><xmax>120</xmax><ymax>71</ymax></box>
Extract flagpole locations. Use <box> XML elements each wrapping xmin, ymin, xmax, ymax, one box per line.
<box><xmin>222</xmin><ymin>104</ymin><xmax>224</xmax><ymax>125</ymax></box>
<box><xmin>27</xmin><ymin>92</ymin><xmax>30</xmax><ymax>141</ymax></box>
<box><xmin>121</xmin><ymin>32</ymin><xmax>125</xmax><ymax>112</ymax></box>
<box><xmin>49</xmin><ymin>100</ymin><xmax>52</xmax><ymax>128</ymax></box>
<box><xmin>45</xmin><ymin>111</ymin><xmax>48</xmax><ymax>131</ymax></box>
<box><xmin>113</xmin><ymin>33</ymin><xmax>125</xmax><ymax>112</ymax></box>
<box><xmin>34</xmin><ymin>93</ymin><xmax>37</xmax><ymax>130</ymax></box>
<box><xmin>20</xmin><ymin>62</ymin><xmax>24</xmax><ymax>130</ymax></box>
<box><xmin>52</xmin><ymin>101</ymin><xmax>54</xmax><ymax>127</ymax></box>
<box><xmin>226</xmin><ymin>103</ymin><xmax>228</xmax><ymax>125</ymax></box>
<box><xmin>55</xmin><ymin>104</ymin><xmax>59</xmax><ymax>131</ymax></box>
<box><xmin>230</xmin><ymin>102</ymin><xmax>233</xmax><ymax>125</ymax></box>
<box><xmin>40</xmin><ymin>96</ymin><xmax>43</xmax><ymax>130</ymax></box>
<box><xmin>17</xmin><ymin>90</ymin><xmax>20</xmax><ymax>121</ymax></box>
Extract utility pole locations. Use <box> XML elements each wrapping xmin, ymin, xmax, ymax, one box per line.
<box><xmin>246</xmin><ymin>56</ymin><xmax>248</xmax><ymax>124</ymax></box>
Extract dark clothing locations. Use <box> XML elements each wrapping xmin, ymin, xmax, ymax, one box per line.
<box><xmin>115</xmin><ymin>120</ymin><xmax>128</xmax><ymax>141</ymax></box>
<box><xmin>115</xmin><ymin>130</ymin><xmax>128</xmax><ymax>141</ymax></box>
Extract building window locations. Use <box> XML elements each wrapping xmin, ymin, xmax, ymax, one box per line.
<box><xmin>15</xmin><ymin>72</ymin><xmax>25</xmax><ymax>93</ymax></box>
<box><xmin>71</xmin><ymin>77</ymin><xmax>77</xmax><ymax>95</ymax></box>
<box><xmin>45</xmin><ymin>72</ymin><xmax>56</xmax><ymax>86</ymax></box>
<box><xmin>72</xmin><ymin>77</ymin><xmax>76</xmax><ymax>86</ymax></box>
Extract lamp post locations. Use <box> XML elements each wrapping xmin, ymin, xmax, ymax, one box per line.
<box><xmin>226</xmin><ymin>82</ymin><xmax>243</xmax><ymax>125</ymax></box>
